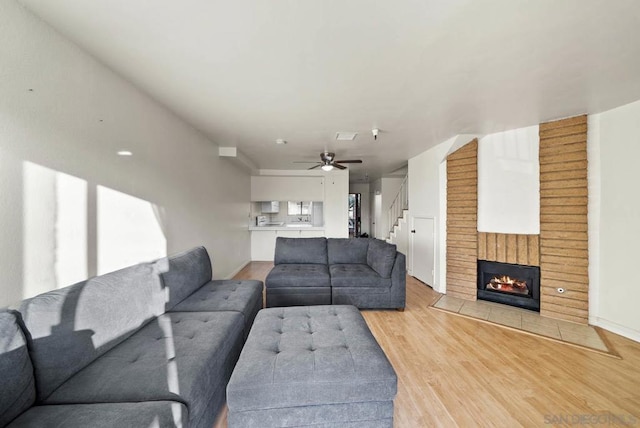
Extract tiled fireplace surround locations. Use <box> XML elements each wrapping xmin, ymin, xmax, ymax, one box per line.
<box><xmin>446</xmin><ymin>115</ymin><xmax>589</xmax><ymax>325</ymax></box>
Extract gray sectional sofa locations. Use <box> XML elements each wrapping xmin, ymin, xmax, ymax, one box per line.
<box><xmin>0</xmin><ymin>247</ymin><xmax>263</xmax><ymax>428</ymax></box>
<box><xmin>266</xmin><ymin>237</ymin><xmax>406</xmax><ymax>310</ymax></box>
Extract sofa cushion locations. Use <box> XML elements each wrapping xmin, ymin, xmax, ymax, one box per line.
<box><xmin>44</xmin><ymin>311</ymin><xmax>244</xmax><ymax>428</ymax></box>
<box><xmin>7</xmin><ymin>401</ymin><xmax>188</xmax><ymax>428</ymax></box>
<box><xmin>265</xmin><ymin>287</ymin><xmax>331</xmax><ymax>308</ymax></box>
<box><xmin>327</xmin><ymin>238</ymin><xmax>370</xmax><ymax>265</ymax></box>
<box><xmin>274</xmin><ymin>237</ymin><xmax>327</xmax><ymax>265</ymax></box>
<box><xmin>170</xmin><ymin>280</ymin><xmax>262</xmax><ymax>316</ymax></box>
<box><xmin>266</xmin><ymin>264</ymin><xmax>331</xmax><ymax>289</ymax></box>
<box><xmin>155</xmin><ymin>246</ymin><xmax>213</xmax><ymax>310</ymax></box>
<box><xmin>170</xmin><ymin>280</ymin><xmax>263</xmax><ymax>337</ymax></box>
<box><xmin>367</xmin><ymin>239</ymin><xmax>397</xmax><ymax>278</ymax></box>
<box><xmin>0</xmin><ymin>311</ymin><xmax>35</xmax><ymax>427</ymax></box>
<box><xmin>18</xmin><ymin>262</ymin><xmax>165</xmax><ymax>400</ymax></box>
<box><xmin>329</xmin><ymin>264</ymin><xmax>392</xmax><ymax>288</ymax></box>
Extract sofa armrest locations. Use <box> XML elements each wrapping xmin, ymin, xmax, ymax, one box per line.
<box><xmin>390</xmin><ymin>252</ymin><xmax>407</xmax><ymax>309</ymax></box>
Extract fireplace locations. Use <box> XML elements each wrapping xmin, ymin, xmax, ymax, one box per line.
<box><xmin>477</xmin><ymin>260</ymin><xmax>540</xmax><ymax>311</ymax></box>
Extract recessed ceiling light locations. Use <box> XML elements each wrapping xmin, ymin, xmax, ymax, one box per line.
<box><xmin>336</xmin><ymin>132</ymin><xmax>357</xmax><ymax>141</ymax></box>
<box><xmin>117</xmin><ymin>150</ymin><xmax>133</xmax><ymax>156</ymax></box>
<box><xmin>275</xmin><ymin>139</ymin><xmax>287</xmax><ymax>145</ymax></box>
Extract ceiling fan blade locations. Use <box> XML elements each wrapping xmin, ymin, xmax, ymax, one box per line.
<box><xmin>293</xmin><ymin>161</ymin><xmax>318</xmax><ymax>163</ymax></box>
<box><xmin>308</xmin><ymin>164</ymin><xmax>322</xmax><ymax>170</ymax></box>
<box><xmin>335</xmin><ymin>159</ymin><xmax>362</xmax><ymax>164</ymax></box>
<box><xmin>332</xmin><ymin>163</ymin><xmax>347</xmax><ymax>170</ymax></box>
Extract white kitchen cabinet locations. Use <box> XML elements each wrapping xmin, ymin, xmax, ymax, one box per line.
<box><xmin>276</xmin><ymin>230</ymin><xmax>301</xmax><ymax>238</ymax></box>
<box><xmin>250</xmin><ymin>228</ymin><xmax>326</xmax><ymax>261</ymax></box>
<box><xmin>300</xmin><ymin>230</ymin><xmax>325</xmax><ymax>238</ymax></box>
<box><xmin>251</xmin><ymin>176</ymin><xmax>324</xmax><ymax>201</ymax></box>
<box><xmin>260</xmin><ymin>201</ymin><xmax>280</xmax><ymax>213</ymax></box>
<box><xmin>251</xmin><ymin>231</ymin><xmax>277</xmax><ymax>261</ymax></box>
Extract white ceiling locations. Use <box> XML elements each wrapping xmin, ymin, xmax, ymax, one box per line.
<box><xmin>18</xmin><ymin>0</ymin><xmax>640</xmax><ymax>181</ymax></box>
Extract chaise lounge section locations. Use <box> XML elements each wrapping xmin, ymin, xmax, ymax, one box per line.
<box><xmin>1</xmin><ymin>246</ymin><xmax>263</xmax><ymax>428</ymax></box>
<box><xmin>266</xmin><ymin>237</ymin><xmax>406</xmax><ymax>310</ymax></box>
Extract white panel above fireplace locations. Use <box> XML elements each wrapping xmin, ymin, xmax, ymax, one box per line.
<box><xmin>478</xmin><ymin>125</ymin><xmax>540</xmax><ymax>234</ymax></box>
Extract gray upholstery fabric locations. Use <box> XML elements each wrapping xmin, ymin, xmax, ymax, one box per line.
<box><xmin>329</xmin><ymin>264</ymin><xmax>392</xmax><ymax>288</ymax></box>
<box><xmin>155</xmin><ymin>246</ymin><xmax>213</xmax><ymax>311</ymax></box>
<box><xmin>332</xmin><ymin>253</ymin><xmax>406</xmax><ymax>309</ymax></box>
<box><xmin>266</xmin><ymin>237</ymin><xmax>406</xmax><ymax>309</ymax></box>
<box><xmin>265</xmin><ymin>264</ymin><xmax>331</xmax><ymax>307</ymax></box>
<box><xmin>274</xmin><ymin>237</ymin><xmax>328</xmax><ymax>265</ymax></box>
<box><xmin>266</xmin><ymin>288</ymin><xmax>331</xmax><ymax>308</ymax></box>
<box><xmin>7</xmin><ymin>401</ymin><xmax>188</xmax><ymax>428</ymax></box>
<box><xmin>18</xmin><ymin>262</ymin><xmax>165</xmax><ymax>400</ymax></box>
<box><xmin>266</xmin><ymin>264</ymin><xmax>330</xmax><ymax>288</ymax></box>
<box><xmin>390</xmin><ymin>252</ymin><xmax>407</xmax><ymax>308</ymax></box>
<box><xmin>327</xmin><ymin>238</ymin><xmax>370</xmax><ymax>265</ymax></box>
<box><xmin>0</xmin><ymin>311</ymin><xmax>35</xmax><ymax>427</ymax></box>
<box><xmin>227</xmin><ymin>306</ymin><xmax>397</xmax><ymax>413</ymax></box>
<box><xmin>367</xmin><ymin>239</ymin><xmax>397</xmax><ymax>278</ymax></box>
<box><xmin>332</xmin><ymin>288</ymin><xmax>392</xmax><ymax>308</ymax></box>
<box><xmin>170</xmin><ymin>279</ymin><xmax>263</xmax><ymax>338</ymax></box>
<box><xmin>228</xmin><ymin>401</ymin><xmax>394</xmax><ymax>428</ymax></box>
<box><xmin>45</xmin><ymin>311</ymin><xmax>245</xmax><ymax>428</ymax></box>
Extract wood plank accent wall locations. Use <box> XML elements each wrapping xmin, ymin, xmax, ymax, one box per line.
<box><xmin>478</xmin><ymin>233</ymin><xmax>539</xmax><ymax>266</ymax></box>
<box><xmin>446</xmin><ymin>139</ymin><xmax>478</xmax><ymax>301</ymax></box>
<box><xmin>539</xmin><ymin>115</ymin><xmax>589</xmax><ymax>324</ymax></box>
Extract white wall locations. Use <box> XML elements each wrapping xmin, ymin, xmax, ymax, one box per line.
<box><xmin>0</xmin><ymin>1</ymin><xmax>250</xmax><ymax>307</ymax></box>
<box><xmin>372</xmin><ymin>177</ymin><xmax>405</xmax><ymax>240</ymax></box>
<box><xmin>588</xmin><ymin>99</ymin><xmax>640</xmax><ymax>342</ymax></box>
<box><xmin>323</xmin><ymin>170</ymin><xmax>350</xmax><ymax>238</ymax></box>
<box><xmin>349</xmin><ymin>182</ymin><xmax>370</xmax><ymax>236</ymax></box>
<box><xmin>408</xmin><ymin>136</ymin><xmax>457</xmax><ymax>291</ymax></box>
<box><xmin>478</xmin><ymin>126</ymin><xmax>540</xmax><ymax>234</ymax></box>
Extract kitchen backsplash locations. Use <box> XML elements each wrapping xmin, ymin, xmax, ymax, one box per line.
<box><xmin>251</xmin><ymin>201</ymin><xmax>323</xmax><ymax>226</ymax></box>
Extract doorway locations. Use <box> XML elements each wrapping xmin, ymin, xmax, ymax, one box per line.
<box><xmin>348</xmin><ymin>193</ymin><xmax>361</xmax><ymax>237</ymax></box>
<box><xmin>411</xmin><ymin>217</ymin><xmax>435</xmax><ymax>287</ymax></box>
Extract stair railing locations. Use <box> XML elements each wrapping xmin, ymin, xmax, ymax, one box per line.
<box><xmin>388</xmin><ymin>175</ymin><xmax>408</xmax><ymax>236</ymax></box>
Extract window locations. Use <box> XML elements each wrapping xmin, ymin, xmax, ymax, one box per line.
<box><xmin>288</xmin><ymin>201</ymin><xmax>312</xmax><ymax>215</ymax></box>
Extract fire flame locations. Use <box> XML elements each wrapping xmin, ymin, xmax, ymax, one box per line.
<box><xmin>486</xmin><ymin>275</ymin><xmax>528</xmax><ymax>294</ymax></box>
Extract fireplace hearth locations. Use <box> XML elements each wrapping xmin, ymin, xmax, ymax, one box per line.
<box><xmin>477</xmin><ymin>260</ymin><xmax>540</xmax><ymax>311</ymax></box>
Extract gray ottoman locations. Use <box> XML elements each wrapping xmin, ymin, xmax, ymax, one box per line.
<box><xmin>226</xmin><ymin>305</ymin><xmax>397</xmax><ymax>427</ymax></box>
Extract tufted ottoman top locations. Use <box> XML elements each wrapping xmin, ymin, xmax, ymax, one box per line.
<box><xmin>226</xmin><ymin>305</ymin><xmax>397</xmax><ymax>412</ymax></box>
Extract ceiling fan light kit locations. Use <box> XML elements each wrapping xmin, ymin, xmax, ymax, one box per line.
<box><xmin>301</xmin><ymin>152</ymin><xmax>363</xmax><ymax>171</ymax></box>
<box><xmin>372</xmin><ymin>128</ymin><xmax>379</xmax><ymax>140</ymax></box>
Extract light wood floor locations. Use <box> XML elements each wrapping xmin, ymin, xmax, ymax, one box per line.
<box><xmin>215</xmin><ymin>262</ymin><xmax>640</xmax><ymax>427</ymax></box>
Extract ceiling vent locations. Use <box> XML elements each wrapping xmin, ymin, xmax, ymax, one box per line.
<box><xmin>335</xmin><ymin>132</ymin><xmax>357</xmax><ymax>141</ymax></box>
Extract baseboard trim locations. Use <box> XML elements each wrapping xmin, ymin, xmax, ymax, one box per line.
<box><xmin>592</xmin><ymin>317</ymin><xmax>640</xmax><ymax>343</ymax></box>
<box><xmin>223</xmin><ymin>260</ymin><xmax>251</xmax><ymax>280</ymax></box>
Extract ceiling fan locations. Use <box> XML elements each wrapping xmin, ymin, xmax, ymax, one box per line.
<box><xmin>296</xmin><ymin>152</ymin><xmax>363</xmax><ymax>171</ymax></box>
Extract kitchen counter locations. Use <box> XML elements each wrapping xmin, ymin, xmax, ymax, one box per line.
<box><xmin>249</xmin><ymin>225</ymin><xmax>324</xmax><ymax>231</ymax></box>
